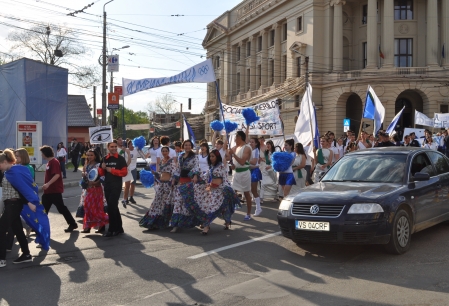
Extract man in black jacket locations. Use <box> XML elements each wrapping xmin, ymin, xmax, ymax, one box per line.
<box><xmin>409</xmin><ymin>132</ymin><xmax>421</xmax><ymax>147</ymax></box>
<box><xmin>70</xmin><ymin>138</ymin><xmax>81</xmax><ymax>172</ymax></box>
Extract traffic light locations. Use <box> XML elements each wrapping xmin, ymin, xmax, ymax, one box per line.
<box><xmin>112</xmin><ymin>116</ymin><xmax>118</xmax><ymax>128</ymax></box>
<box><xmin>188</xmin><ymin>98</ymin><xmax>191</xmax><ymax>110</ymax></box>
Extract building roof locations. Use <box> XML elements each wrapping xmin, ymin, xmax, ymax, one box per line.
<box><xmin>68</xmin><ymin>95</ymin><xmax>95</xmax><ymax>127</ymax></box>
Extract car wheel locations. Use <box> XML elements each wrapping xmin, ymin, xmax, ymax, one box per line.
<box><xmin>385</xmin><ymin>209</ymin><xmax>411</xmax><ymax>255</ymax></box>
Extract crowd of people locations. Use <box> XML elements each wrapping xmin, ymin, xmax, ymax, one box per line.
<box><xmin>2</xmin><ymin>125</ymin><xmax>449</xmax><ymax>267</ymax></box>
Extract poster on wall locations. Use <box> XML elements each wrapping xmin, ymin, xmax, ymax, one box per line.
<box><xmin>16</xmin><ymin>121</ymin><xmax>42</xmax><ymax>164</ymax></box>
<box><xmin>89</xmin><ymin>125</ymin><xmax>113</xmax><ymax>144</ymax></box>
<box><xmin>221</xmin><ymin>99</ymin><xmax>283</xmax><ymax>135</ymax></box>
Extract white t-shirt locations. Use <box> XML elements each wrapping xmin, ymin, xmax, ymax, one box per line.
<box><xmin>330</xmin><ymin>146</ymin><xmax>339</xmax><ymax>163</ymax></box>
<box><xmin>423</xmin><ymin>142</ymin><xmax>438</xmax><ymax>150</ymax></box>
<box><xmin>148</xmin><ymin>147</ymin><xmax>161</xmax><ymax>164</ymax></box>
<box><xmin>157</xmin><ymin>147</ymin><xmax>177</xmax><ymax>160</ymax></box>
<box><xmin>56</xmin><ymin>148</ymin><xmax>67</xmax><ymax>158</ymax></box>
<box><xmin>198</xmin><ymin>153</ymin><xmax>209</xmax><ymax>172</ymax></box>
<box><xmin>303</xmin><ymin>146</ymin><xmax>313</xmax><ymax>166</ymax></box>
<box><xmin>218</xmin><ymin>148</ymin><xmax>226</xmax><ymax>161</ymax></box>
<box><xmin>336</xmin><ymin>145</ymin><xmax>345</xmax><ymax>160</ymax></box>
<box><xmin>128</xmin><ymin>148</ymin><xmax>138</xmax><ymax>170</ymax></box>
<box><xmin>251</xmin><ymin>148</ymin><xmax>260</xmax><ymax>166</ymax></box>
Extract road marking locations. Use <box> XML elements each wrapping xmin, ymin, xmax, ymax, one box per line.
<box><xmin>188</xmin><ymin>231</ymin><xmax>281</xmax><ymax>259</ymax></box>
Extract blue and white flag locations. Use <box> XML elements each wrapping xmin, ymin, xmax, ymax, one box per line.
<box><xmin>183</xmin><ymin>115</ymin><xmax>196</xmax><ymax>144</ymax></box>
<box><xmin>294</xmin><ymin>84</ymin><xmax>316</xmax><ymax>158</ymax></box>
<box><xmin>363</xmin><ymin>85</ymin><xmax>385</xmax><ymax>134</ymax></box>
<box><xmin>386</xmin><ymin>106</ymin><xmax>405</xmax><ymax>135</ymax></box>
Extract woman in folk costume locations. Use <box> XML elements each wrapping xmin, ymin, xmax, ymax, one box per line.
<box><xmin>80</xmin><ymin>149</ymin><xmax>109</xmax><ymax>234</ymax></box>
<box><xmin>140</xmin><ymin>146</ymin><xmax>175</xmax><ymax>230</ymax></box>
<box><xmin>0</xmin><ymin>149</ymin><xmax>50</xmax><ymax>267</ymax></box>
<box><xmin>277</xmin><ymin>139</ymin><xmax>297</xmax><ymax>198</ymax></box>
<box><xmin>290</xmin><ymin>143</ymin><xmax>308</xmax><ymax>195</ymax></box>
<box><xmin>312</xmin><ymin>136</ymin><xmax>334</xmax><ymax>183</ymax></box>
<box><xmin>169</xmin><ymin>140</ymin><xmax>201</xmax><ymax>232</ymax></box>
<box><xmin>182</xmin><ymin>149</ymin><xmax>236</xmax><ymax>235</ymax></box>
<box><xmin>248</xmin><ymin>134</ymin><xmax>262</xmax><ymax>216</ymax></box>
<box><xmin>260</xmin><ymin>140</ymin><xmax>278</xmax><ymax>201</ymax></box>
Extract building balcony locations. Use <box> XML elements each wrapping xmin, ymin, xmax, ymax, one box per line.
<box><xmin>335</xmin><ymin>66</ymin><xmax>437</xmax><ymax>82</ymax></box>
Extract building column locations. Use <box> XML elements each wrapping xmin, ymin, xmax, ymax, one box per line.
<box><xmin>427</xmin><ymin>0</ymin><xmax>439</xmax><ymax>67</ymax></box>
<box><xmin>249</xmin><ymin>36</ymin><xmax>257</xmax><ymax>91</ymax></box>
<box><xmin>273</xmin><ymin>23</ymin><xmax>282</xmax><ymax>84</ymax></box>
<box><xmin>366</xmin><ymin>0</ymin><xmax>377</xmax><ymax>69</ymax></box>
<box><xmin>331</xmin><ymin>0</ymin><xmax>345</xmax><ymax>71</ymax></box>
<box><xmin>383</xmin><ymin>0</ymin><xmax>394</xmax><ymax>68</ymax></box>
<box><xmin>443</xmin><ymin>0</ymin><xmax>449</xmax><ymax>67</ymax></box>
<box><xmin>260</xmin><ymin>30</ymin><xmax>268</xmax><ymax>88</ymax></box>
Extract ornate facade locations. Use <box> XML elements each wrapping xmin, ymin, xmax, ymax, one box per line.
<box><xmin>203</xmin><ymin>0</ymin><xmax>449</xmax><ymax>140</ymax></box>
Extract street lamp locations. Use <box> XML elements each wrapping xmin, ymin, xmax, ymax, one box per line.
<box><xmin>102</xmin><ymin>0</ymin><xmax>115</xmax><ymax>126</ymax></box>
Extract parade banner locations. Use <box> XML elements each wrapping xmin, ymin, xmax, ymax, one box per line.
<box><xmin>434</xmin><ymin>113</ymin><xmax>449</xmax><ymax>128</ymax></box>
<box><xmin>89</xmin><ymin>125</ymin><xmax>113</xmax><ymax>144</ymax></box>
<box><xmin>122</xmin><ymin>59</ymin><xmax>216</xmax><ymax>96</ymax></box>
<box><xmin>415</xmin><ymin>110</ymin><xmax>434</xmax><ymax>127</ymax></box>
<box><xmin>415</xmin><ymin>111</ymin><xmax>448</xmax><ymax>128</ymax></box>
<box><xmin>221</xmin><ymin>99</ymin><xmax>282</xmax><ymax>135</ymax></box>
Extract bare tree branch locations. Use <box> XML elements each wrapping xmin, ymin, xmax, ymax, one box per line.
<box><xmin>146</xmin><ymin>94</ymin><xmax>179</xmax><ymax>117</ymax></box>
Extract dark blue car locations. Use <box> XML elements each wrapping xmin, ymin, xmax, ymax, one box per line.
<box><xmin>277</xmin><ymin>147</ymin><xmax>449</xmax><ymax>254</ymax></box>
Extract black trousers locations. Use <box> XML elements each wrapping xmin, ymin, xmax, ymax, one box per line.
<box><xmin>71</xmin><ymin>155</ymin><xmax>79</xmax><ymax>171</ymax></box>
<box><xmin>0</xmin><ymin>201</ymin><xmax>29</xmax><ymax>260</ymax></box>
<box><xmin>42</xmin><ymin>193</ymin><xmax>76</xmax><ymax>226</ymax></box>
<box><xmin>304</xmin><ymin>165</ymin><xmax>314</xmax><ymax>185</ymax></box>
<box><xmin>104</xmin><ymin>186</ymin><xmax>123</xmax><ymax>233</ymax></box>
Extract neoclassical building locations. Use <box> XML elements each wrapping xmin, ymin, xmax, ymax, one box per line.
<box><xmin>203</xmin><ymin>0</ymin><xmax>449</xmax><ymax>139</ymax></box>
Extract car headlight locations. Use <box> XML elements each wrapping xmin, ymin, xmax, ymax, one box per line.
<box><xmin>278</xmin><ymin>195</ymin><xmax>295</xmax><ymax>217</ymax></box>
<box><xmin>347</xmin><ymin>203</ymin><xmax>384</xmax><ymax>214</ymax></box>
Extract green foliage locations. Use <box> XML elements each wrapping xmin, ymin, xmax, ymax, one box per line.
<box><xmin>113</xmin><ymin>105</ymin><xmax>149</xmax><ymax>140</ymax></box>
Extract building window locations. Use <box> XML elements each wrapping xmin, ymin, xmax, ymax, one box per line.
<box><xmin>237</xmin><ymin>46</ymin><xmax>241</xmax><ymax>61</ymax></box>
<box><xmin>170</xmin><ymin>115</ymin><xmax>176</xmax><ymax>122</ymax></box>
<box><xmin>270</xmin><ymin>29</ymin><xmax>275</xmax><ymax>47</ymax></box>
<box><xmin>441</xmin><ymin>105</ymin><xmax>448</xmax><ymax>113</ymax></box>
<box><xmin>258</xmin><ymin>36</ymin><xmax>262</xmax><ymax>52</ymax></box>
<box><xmin>362</xmin><ymin>42</ymin><xmax>367</xmax><ymax>68</ymax></box>
<box><xmin>362</xmin><ymin>5</ymin><xmax>367</xmax><ymax>24</ymax></box>
<box><xmin>295</xmin><ymin>95</ymin><xmax>300</xmax><ymax>108</ymax></box>
<box><xmin>283</xmin><ymin>55</ymin><xmax>287</xmax><ymax>80</ymax></box>
<box><xmin>297</xmin><ymin>16</ymin><xmax>303</xmax><ymax>32</ymax></box>
<box><xmin>270</xmin><ymin>60</ymin><xmax>274</xmax><ymax>84</ymax></box>
<box><xmin>394</xmin><ymin>38</ymin><xmax>413</xmax><ymax>67</ymax></box>
<box><xmin>247</xmin><ymin>41</ymin><xmax>251</xmax><ymax>57</ymax></box>
<box><xmin>278</xmin><ymin>99</ymin><xmax>282</xmax><ymax>110</ymax></box>
<box><xmin>394</xmin><ymin>0</ymin><xmax>413</xmax><ymax>20</ymax></box>
<box><xmin>215</xmin><ymin>56</ymin><xmax>220</xmax><ymax>68</ymax></box>
<box><xmin>257</xmin><ymin>64</ymin><xmax>262</xmax><ymax>88</ymax></box>
<box><xmin>282</xmin><ymin>23</ymin><xmax>287</xmax><ymax>41</ymax></box>
<box><xmin>246</xmin><ymin>69</ymin><xmax>251</xmax><ymax>91</ymax></box>
<box><xmin>296</xmin><ymin>57</ymin><xmax>301</xmax><ymax>77</ymax></box>
<box><xmin>236</xmin><ymin>73</ymin><xmax>240</xmax><ymax>93</ymax></box>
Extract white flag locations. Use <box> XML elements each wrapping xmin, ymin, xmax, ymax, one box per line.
<box><xmin>294</xmin><ymin>84</ymin><xmax>315</xmax><ymax>159</ymax></box>
<box><xmin>415</xmin><ymin>110</ymin><xmax>434</xmax><ymax>127</ymax></box>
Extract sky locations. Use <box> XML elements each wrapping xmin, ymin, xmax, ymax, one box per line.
<box><xmin>0</xmin><ymin>0</ymin><xmax>242</xmax><ymax>115</ymax></box>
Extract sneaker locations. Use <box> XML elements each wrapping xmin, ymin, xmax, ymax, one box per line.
<box><xmin>122</xmin><ymin>200</ymin><xmax>127</xmax><ymax>209</ymax></box>
<box><xmin>129</xmin><ymin>197</ymin><xmax>136</xmax><ymax>204</ymax></box>
<box><xmin>243</xmin><ymin>215</ymin><xmax>252</xmax><ymax>221</ymax></box>
<box><xmin>0</xmin><ymin>260</ymin><xmax>6</xmax><ymax>268</ymax></box>
<box><xmin>13</xmin><ymin>254</ymin><xmax>32</xmax><ymax>264</ymax></box>
<box><xmin>254</xmin><ymin>209</ymin><xmax>263</xmax><ymax>216</ymax></box>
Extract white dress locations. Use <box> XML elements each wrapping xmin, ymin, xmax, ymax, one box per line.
<box><xmin>260</xmin><ymin>151</ymin><xmax>278</xmax><ymax>200</ymax></box>
<box><xmin>290</xmin><ymin>154</ymin><xmax>306</xmax><ymax>195</ymax></box>
<box><xmin>122</xmin><ymin>150</ymin><xmax>133</xmax><ymax>182</ymax></box>
<box><xmin>232</xmin><ymin>144</ymin><xmax>252</xmax><ymax>192</ymax></box>
<box><xmin>313</xmin><ymin>148</ymin><xmax>331</xmax><ymax>183</ymax></box>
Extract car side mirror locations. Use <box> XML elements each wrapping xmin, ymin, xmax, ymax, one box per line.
<box><xmin>413</xmin><ymin>172</ymin><xmax>430</xmax><ymax>181</ymax></box>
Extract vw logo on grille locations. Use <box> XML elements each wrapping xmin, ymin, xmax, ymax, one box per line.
<box><xmin>310</xmin><ymin>205</ymin><xmax>320</xmax><ymax>215</ymax></box>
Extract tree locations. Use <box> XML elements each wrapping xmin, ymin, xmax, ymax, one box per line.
<box><xmin>146</xmin><ymin>94</ymin><xmax>179</xmax><ymax>118</ymax></box>
<box><xmin>7</xmin><ymin>23</ymin><xmax>100</xmax><ymax>88</ymax></box>
<box><xmin>113</xmin><ymin>105</ymin><xmax>149</xmax><ymax>140</ymax></box>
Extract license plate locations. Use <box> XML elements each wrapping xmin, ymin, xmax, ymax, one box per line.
<box><xmin>296</xmin><ymin>220</ymin><xmax>330</xmax><ymax>231</ymax></box>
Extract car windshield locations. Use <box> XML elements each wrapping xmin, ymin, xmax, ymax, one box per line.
<box><xmin>141</xmin><ymin>146</ymin><xmax>150</xmax><ymax>155</ymax></box>
<box><xmin>322</xmin><ymin>154</ymin><xmax>407</xmax><ymax>183</ymax></box>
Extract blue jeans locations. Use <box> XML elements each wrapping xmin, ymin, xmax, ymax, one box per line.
<box><xmin>59</xmin><ymin>158</ymin><xmax>66</xmax><ymax>178</ymax></box>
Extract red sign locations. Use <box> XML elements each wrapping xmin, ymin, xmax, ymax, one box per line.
<box><xmin>18</xmin><ymin>124</ymin><xmax>37</xmax><ymax>132</ymax></box>
<box><xmin>149</xmin><ymin>127</ymin><xmax>155</xmax><ymax>133</ymax></box>
<box><xmin>114</xmin><ymin>86</ymin><xmax>123</xmax><ymax>95</ymax></box>
<box><xmin>97</xmin><ymin>109</ymin><xmax>102</xmax><ymax>115</ymax></box>
<box><xmin>175</xmin><ymin>121</ymin><xmax>181</xmax><ymax>128</ymax></box>
<box><xmin>108</xmin><ymin>93</ymin><xmax>120</xmax><ymax>110</ymax></box>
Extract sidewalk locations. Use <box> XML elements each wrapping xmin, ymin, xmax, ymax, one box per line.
<box><xmin>35</xmin><ymin>167</ymin><xmax>82</xmax><ymax>191</ymax></box>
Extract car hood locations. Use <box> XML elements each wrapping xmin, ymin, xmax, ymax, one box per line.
<box><xmin>292</xmin><ymin>182</ymin><xmax>402</xmax><ymax>203</ymax></box>
<box><xmin>136</xmin><ymin>157</ymin><xmax>151</xmax><ymax>164</ymax></box>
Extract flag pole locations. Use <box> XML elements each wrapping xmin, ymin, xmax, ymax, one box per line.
<box><xmin>215</xmin><ymin>81</ymin><xmax>230</xmax><ymax>149</ymax></box>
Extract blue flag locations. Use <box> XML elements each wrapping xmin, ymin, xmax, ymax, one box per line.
<box><xmin>386</xmin><ymin>106</ymin><xmax>405</xmax><ymax>135</ymax></box>
<box><xmin>313</xmin><ymin>106</ymin><xmax>320</xmax><ymax>148</ymax></box>
<box><xmin>363</xmin><ymin>86</ymin><xmax>385</xmax><ymax>134</ymax></box>
<box><xmin>4</xmin><ymin>165</ymin><xmax>51</xmax><ymax>250</ymax></box>
<box><xmin>183</xmin><ymin>115</ymin><xmax>196</xmax><ymax>144</ymax></box>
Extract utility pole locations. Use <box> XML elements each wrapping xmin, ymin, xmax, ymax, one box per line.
<box><xmin>93</xmin><ymin>86</ymin><xmax>97</xmax><ymax>125</ymax></box>
<box><xmin>102</xmin><ymin>0</ymin><xmax>114</xmax><ymax>126</ymax></box>
<box><xmin>180</xmin><ymin>103</ymin><xmax>183</xmax><ymax>141</ymax></box>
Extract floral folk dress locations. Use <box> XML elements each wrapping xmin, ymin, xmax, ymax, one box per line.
<box><xmin>169</xmin><ymin>152</ymin><xmax>202</xmax><ymax>228</ymax></box>
<box><xmin>181</xmin><ymin>162</ymin><xmax>237</xmax><ymax>227</ymax></box>
<box><xmin>139</xmin><ymin>158</ymin><xmax>175</xmax><ymax>229</ymax></box>
<box><xmin>83</xmin><ymin>163</ymin><xmax>109</xmax><ymax>229</ymax></box>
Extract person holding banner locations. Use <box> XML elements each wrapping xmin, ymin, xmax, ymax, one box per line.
<box><xmin>228</xmin><ymin>130</ymin><xmax>253</xmax><ymax>221</ymax></box>
<box><xmin>139</xmin><ymin>146</ymin><xmax>175</xmax><ymax>230</ymax></box>
<box><xmin>169</xmin><ymin>140</ymin><xmax>201</xmax><ymax>232</ymax></box>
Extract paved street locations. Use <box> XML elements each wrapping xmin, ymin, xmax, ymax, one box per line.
<box><xmin>1</xmin><ymin>182</ymin><xmax>449</xmax><ymax>306</ymax></box>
